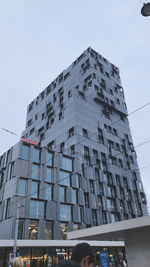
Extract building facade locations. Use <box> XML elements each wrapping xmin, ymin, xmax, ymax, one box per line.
<box><xmin>0</xmin><ymin>47</ymin><xmax>148</xmax><ymax>240</ymax></box>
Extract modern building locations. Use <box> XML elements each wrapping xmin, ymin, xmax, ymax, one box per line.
<box><xmin>0</xmin><ymin>47</ymin><xmax>148</xmax><ymax>242</ymax></box>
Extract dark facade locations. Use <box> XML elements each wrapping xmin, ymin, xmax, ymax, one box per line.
<box><xmin>0</xmin><ymin>47</ymin><xmax>148</xmax><ymax>240</ymax></box>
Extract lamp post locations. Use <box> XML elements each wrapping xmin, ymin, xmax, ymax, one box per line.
<box><xmin>13</xmin><ymin>203</ymin><xmax>21</xmax><ymax>257</ymax></box>
<box><xmin>141</xmin><ymin>3</ymin><xmax>150</xmax><ymax>16</ymax></box>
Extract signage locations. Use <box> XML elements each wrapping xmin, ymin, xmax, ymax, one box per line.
<box><xmin>100</xmin><ymin>252</ymin><xmax>110</xmax><ymax>267</ymax></box>
<box><xmin>21</xmin><ymin>138</ymin><xmax>39</xmax><ymax>146</ymax></box>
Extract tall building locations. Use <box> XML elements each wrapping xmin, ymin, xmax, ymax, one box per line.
<box><xmin>0</xmin><ymin>47</ymin><xmax>148</xmax><ymax>240</ymax></box>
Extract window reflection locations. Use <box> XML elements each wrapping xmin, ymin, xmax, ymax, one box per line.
<box><xmin>60</xmin><ymin>204</ymin><xmax>71</xmax><ymax>221</ymax></box>
<box><xmin>21</xmin><ymin>144</ymin><xmax>30</xmax><ymax>160</ymax></box>
<box><xmin>18</xmin><ymin>179</ymin><xmax>27</xmax><ymax>196</ymax></box>
<box><xmin>60</xmin><ymin>171</ymin><xmax>70</xmax><ymax>186</ymax></box>
<box><xmin>29</xmin><ymin>221</ymin><xmax>38</xmax><ymax>240</ymax></box>
<box><xmin>33</xmin><ymin>148</ymin><xmax>41</xmax><ymax>163</ymax></box>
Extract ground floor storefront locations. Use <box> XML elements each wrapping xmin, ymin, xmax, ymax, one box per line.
<box><xmin>0</xmin><ymin>240</ymin><xmax>125</xmax><ymax>267</ymax></box>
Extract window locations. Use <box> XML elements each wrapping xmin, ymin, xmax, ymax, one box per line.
<box><xmin>33</xmin><ymin>148</ymin><xmax>41</xmax><ymax>163</ymax></box>
<box><xmin>60</xmin><ymin>223</ymin><xmax>68</xmax><ymax>240</ymax></box>
<box><xmin>46</xmin><ymin>167</ymin><xmax>53</xmax><ymax>183</ymax></box>
<box><xmin>30</xmin><ymin>200</ymin><xmax>45</xmax><ymax>219</ymax></box>
<box><xmin>84</xmin><ymin>146</ymin><xmax>89</xmax><ymax>156</ymax></box>
<box><xmin>47</xmin><ymin>141</ymin><xmax>54</xmax><ymax>152</ymax></box>
<box><xmin>47</xmin><ymin>152</ymin><xmax>53</xmax><ymax>166</ymax></box>
<box><xmin>98</xmin><ymin>196</ymin><xmax>102</xmax><ymax>208</ymax></box>
<box><xmin>21</xmin><ymin>144</ymin><xmax>30</xmax><ymax>160</ymax></box>
<box><xmin>18</xmin><ymin>220</ymin><xmax>24</xmax><ymax>239</ymax></box>
<box><xmin>45</xmin><ymin>222</ymin><xmax>53</xmax><ymax>240</ymax></box>
<box><xmin>110</xmin><ymin>213</ymin><xmax>116</xmax><ymax>223</ymax></box>
<box><xmin>93</xmin><ymin>149</ymin><xmax>98</xmax><ymax>158</ymax></box>
<box><xmin>59</xmin><ymin>171</ymin><xmax>71</xmax><ymax>186</ymax></box>
<box><xmin>72</xmin><ymin>189</ymin><xmax>77</xmax><ymax>204</ymax></box>
<box><xmin>31</xmin><ymin>181</ymin><xmax>39</xmax><ymax>198</ymax></box>
<box><xmin>84</xmin><ymin>193</ymin><xmax>89</xmax><ymax>208</ymax></box>
<box><xmin>29</xmin><ymin>221</ymin><xmax>38</xmax><ymax>240</ymax></box>
<box><xmin>92</xmin><ymin>210</ymin><xmax>97</xmax><ymax>226</ymax></box>
<box><xmin>18</xmin><ymin>179</ymin><xmax>27</xmax><ymax>196</ymax></box>
<box><xmin>0</xmin><ymin>172</ymin><xmax>4</xmax><ymax>188</ymax></box>
<box><xmin>59</xmin><ymin>187</ymin><xmax>66</xmax><ymax>202</ymax></box>
<box><xmin>62</xmin><ymin>157</ymin><xmax>73</xmax><ymax>172</ymax></box>
<box><xmin>73</xmin><ymin>224</ymin><xmax>80</xmax><ymax>231</ymax></box>
<box><xmin>69</xmin><ymin>127</ymin><xmax>74</xmax><ymax>138</ymax></box>
<box><xmin>60</xmin><ymin>142</ymin><xmax>65</xmax><ymax>153</ymax></box>
<box><xmin>90</xmin><ymin>180</ymin><xmax>95</xmax><ymax>194</ymax></box>
<box><xmin>118</xmin><ymin>159</ymin><xmax>123</xmax><ymax>168</ymax></box>
<box><xmin>82</xmin><ymin>128</ymin><xmax>88</xmax><ymax>138</ymax></box>
<box><xmin>5</xmin><ymin>198</ymin><xmax>11</xmax><ymax>218</ymax></box>
<box><xmin>60</xmin><ymin>204</ymin><xmax>71</xmax><ymax>221</ymax></box>
<box><xmin>71</xmin><ymin>145</ymin><xmax>75</xmax><ymax>155</ymax></box>
<box><xmin>9</xmin><ymin>161</ymin><xmax>14</xmax><ymax>179</ymax></box>
<box><xmin>32</xmin><ymin>164</ymin><xmax>39</xmax><ymax>180</ymax></box>
<box><xmin>45</xmin><ymin>184</ymin><xmax>52</xmax><ymax>200</ymax></box>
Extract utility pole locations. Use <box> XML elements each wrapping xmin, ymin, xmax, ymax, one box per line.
<box><xmin>13</xmin><ymin>203</ymin><xmax>21</xmax><ymax>257</ymax></box>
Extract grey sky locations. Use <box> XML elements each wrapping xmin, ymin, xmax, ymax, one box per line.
<box><xmin>0</xmin><ymin>0</ymin><xmax>150</xmax><ymax>209</ymax></box>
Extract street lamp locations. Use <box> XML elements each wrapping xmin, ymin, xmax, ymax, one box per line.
<box><xmin>141</xmin><ymin>3</ymin><xmax>150</xmax><ymax>16</ymax></box>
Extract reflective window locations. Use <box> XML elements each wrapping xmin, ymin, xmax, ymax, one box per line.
<box><xmin>59</xmin><ymin>171</ymin><xmax>70</xmax><ymax>186</ymax></box>
<box><xmin>32</xmin><ymin>164</ymin><xmax>39</xmax><ymax>180</ymax></box>
<box><xmin>62</xmin><ymin>157</ymin><xmax>72</xmax><ymax>172</ymax></box>
<box><xmin>60</xmin><ymin>223</ymin><xmax>68</xmax><ymax>240</ymax></box>
<box><xmin>59</xmin><ymin>187</ymin><xmax>66</xmax><ymax>202</ymax></box>
<box><xmin>46</xmin><ymin>167</ymin><xmax>53</xmax><ymax>183</ymax></box>
<box><xmin>60</xmin><ymin>204</ymin><xmax>71</xmax><ymax>221</ymax></box>
<box><xmin>72</xmin><ymin>189</ymin><xmax>77</xmax><ymax>204</ymax></box>
<box><xmin>29</xmin><ymin>221</ymin><xmax>38</xmax><ymax>239</ymax></box>
<box><xmin>45</xmin><ymin>222</ymin><xmax>53</xmax><ymax>240</ymax></box>
<box><xmin>31</xmin><ymin>181</ymin><xmax>39</xmax><ymax>198</ymax></box>
<box><xmin>47</xmin><ymin>152</ymin><xmax>53</xmax><ymax>167</ymax></box>
<box><xmin>30</xmin><ymin>200</ymin><xmax>45</xmax><ymax>219</ymax></box>
<box><xmin>45</xmin><ymin>185</ymin><xmax>52</xmax><ymax>200</ymax></box>
<box><xmin>18</xmin><ymin>179</ymin><xmax>27</xmax><ymax>196</ymax></box>
<box><xmin>33</xmin><ymin>148</ymin><xmax>41</xmax><ymax>163</ymax></box>
<box><xmin>21</xmin><ymin>144</ymin><xmax>30</xmax><ymax>160</ymax></box>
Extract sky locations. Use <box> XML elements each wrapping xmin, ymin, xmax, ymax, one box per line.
<box><xmin>0</xmin><ymin>0</ymin><xmax>150</xmax><ymax>209</ymax></box>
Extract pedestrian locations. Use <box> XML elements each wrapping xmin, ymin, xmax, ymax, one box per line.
<box><xmin>12</xmin><ymin>257</ymin><xmax>24</xmax><ymax>267</ymax></box>
<box><xmin>71</xmin><ymin>242</ymin><xmax>94</xmax><ymax>267</ymax></box>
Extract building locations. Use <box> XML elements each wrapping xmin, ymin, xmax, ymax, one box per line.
<box><xmin>0</xmin><ymin>47</ymin><xmax>148</xmax><ymax>241</ymax></box>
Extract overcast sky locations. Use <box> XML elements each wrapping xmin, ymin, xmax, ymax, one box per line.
<box><xmin>0</xmin><ymin>0</ymin><xmax>150</xmax><ymax>209</ymax></box>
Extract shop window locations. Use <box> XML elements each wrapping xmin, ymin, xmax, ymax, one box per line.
<box><xmin>29</xmin><ymin>200</ymin><xmax>45</xmax><ymax>219</ymax></box>
<box><xmin>59</xmin><ymin>204</ymin><xmax>72</xmax><ymax>222</ymax></box>
<box><xmin>21</xmin><ymin>144</ymin><xmax>30</xmax><ymax>160</ymax></box>
<box><xmin>60</xmin><ymin>223</ymin><xmax>68</xmax><ymax>240</ymax></box>
<box><xmin>62</xmin><ymin>157</ymin><xmax>73</xmax><ymax>172</ymax></box>
<box><xmin>32</xmin><ymin>164</ymin><xmax>39</xmax><ymax>180</ymax></box>
<box><xmin>29</xmin><ymin>221</ymin><xmax>38</xmax><ymax>240</ymax></box>
<box><xmin>18</xmin><ymin>179</ymin><xmax>27</xmax><ymax>196</ymax></box>
<box><xmin>45</xmin><ymin>222</ymin><xmax>53</xmax><ymax>240</ymax></box>
<box><xmin>45</xmin><ymin>185</ymin><xmax>53</xmax><ymax>200</ymax></box>
<box><xmin>59</xmin><ymin>171</ymin><xmax>71</xmax><ymax>186</ymax></box>
<box><xmin>46</xmin><ymin>167</ymin><xmax>53</xmax><ymax>183</ymax></box>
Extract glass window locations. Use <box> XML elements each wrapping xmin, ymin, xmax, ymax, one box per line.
<box><xmin>32</xmin><ymin>164</ymin><xmax>39</xmax><ymax>180</ymax></box>
<box><xmin>21</xmin><ymin>144</ymin><xmax>30</xmax><ymax>160</ymax></box>
<box><xmin>59</xmin><ymin>171</ymin><xmax>70</xmax><ymax>186</ymax></box>
<box><xmin>47</xmin><ymin>152</ymin><xmax>53</xmax><ymax>166</ymax></box>
<box><xmin>60</xmin><ymin>223</ymin><xmax>68</xmax><ymax>240</ymax></box>
<box><xmin>6</xmin><ymin>198</ymin><xmax>11</xmax><ymax>218</ymax></box>
<box><xmin>29</xmin><ymin>221</ymin><xmax>38</xmax><ymax>240</ymax></box>
<box><xmin>62</xmin><ymin>157</ymin><xmax>72</xmax><ymax>172</ymax></box>
<box><xmin>30</xmin><ymin>200</ymin><xmax>45</xmax><ymax>219</ymax></box>
<box><xmin>73</xmin><ymin>224</ymin><xmax>80</xmax><ymax>231</ymax></box>
<box><xmin>59</xmin><ymin>187</ymin><xmax>66</xmax><ymax>202</ymax></box>
<box><xmin>18</xmin><ymin>179</ymin><xmax>27</xmax><ymax>196</ymax></box>
<box><xmin>45</xmin><ymin>222</ymin><xmax>53</xmax><ymax>240</ymax></box>
<box><xmin>18</xmin><ymin>220</ymin><xmax>24</xmax><ymax>239</ymax></box>
<box><xmin>72</xmin><ymin>189</ymin><xmax>77</xmax><ymax>204</ymax></box>
<box><xmin>46</xmin><ymin>167</ymin><xmax>53</xmax><ymax>183</ymax></box>
<box><xmin>45</xmin><ymin>185</ymin><xmax>52</xmax><ymax>200</ymax></box>
<box><xmin>60</xmin><ymin>204</ymin><xmax>71</xmax><ymax>221</ymax></box>
<box><xmin>31</xmin><ymin>181</ymin><xmax>39</xmax><ymax>198</ymax></box>
<box><xmin>33</xmin><ymin>148</ymin><xmax>41</xmax><ymax>163</ymax></box>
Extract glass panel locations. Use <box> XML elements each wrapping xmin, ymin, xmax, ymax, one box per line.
<box><xmin>47</xmin><ymin>152</ymin><xmax>53</xmax><ymax>166</ymax></box>
<box><xmin>62</xmin><ymin>157</ymin><xmax>72</xmax><ymax>172</ymax></box>
<box><xmin>6</xmin><ymin>198</ymin><xmax>11</xmax><ymax>218</ymax></box>
<box><xmin>33</xmin><ymin>148</ymin><xmax>41</xmax><ymax>163</ymax></box>
<box><xmin>46</xmin><ymin>167</ymin><xmax>52</xmax><ymax>183</ymax></box>
<box><xmin>29</xmin><ymin>221</ymin><xmax>38</xmax><ymax>239</ymax></box>
<box><xmin>60</xmin><ymin>204</ymin><xmax>71</xmax><ymax>221</ymax></box>
<box><xmin>31</xmin><ymin>181</ymin><xmax>39</xmax><ymax>198</ymax></box>
<box><xmin>18</xmin><ymin>179</ymin><xmax>27</xmax><ymax>196</ymax></box>
<box><xmin>45</xmin><ymin>222</ymin><xmax>53</xmax><ymax>240</ymax></box>
<box><xmin>60</xmin><ymin>223</ymin><xmax>68</xmax><ymax>240</ymax></box>
<box><xmin>72</xmin><ymin>189</ymin><xmax>77</xmax><ymax>204</ymax></box>
<box><xmin>45</xmin><ymin>185</ymin><xmax>52</xmax><ymax>200</ymax></box>
<box><xmin>60</xmin><ymin>171</ymin><xmax>70</xmax><ymax>186</ymax></box>
<box><xmin>32</xmin><ymin>164</ymin><xmax>39</xmax><ymax>180</ymax></box>
<box><xmin>30</xmin><ymin>200</ymin><xmax>45</xmax><ymax>219</ymax></box>
<box><xmin>18</xmin><ymin>220</ymin><xmax>24</xmax><ymax>239</ymax></box>
<box><xmin>59</xmin><ymin>187</ymin><xmax>65</xmax><ymax>202</ymax></box>
<box><xmin>21</xmin><ymin>144</ymin><xmax>30</xmax><ymax>160</ymax></box>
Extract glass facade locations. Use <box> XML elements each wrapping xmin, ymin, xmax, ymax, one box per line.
<box><xmin>46</xmin><ymin>167</ymin><xmax>53</xmax><ymax>182</ymax></box>
<box><xmin>45</xmin><ymin>185</ymin><xmax>52</xmax><ymax>200</ymax></box>
<box><xmin>59</xmin><ymin>171</ymin><xmax>70</xmax><ymax>186</ymax></box>
<box><xmin>17</xmin><ymin>179</ymin><xmax>27</xmax><ymax>196</ymax></box>
<box><xmin>32</xmin><ymin>163</ymin><xmax>39</xmax><ymax>180</ymax></box>
<box><xmin>60</xmin><ymin>204</ymin><xmax>71</xmax><ymax>221</ymax></box>
<box><xmin>30</xmin><ymin>200</ymin><xmax>45</xmax><ymax>219</ymax></box>
<box><xmin>62</xmin><ymin>157</ymin><xmax>72</xmax><ymax>172</ymax></box>
<box><xmin>21</xmin><ymin>144</ymin><xmax>30</xmax><ymax>160</ymax></box>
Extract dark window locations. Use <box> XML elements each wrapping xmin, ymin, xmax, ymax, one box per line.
<box><xmin>5</xmin><ymin>198</ymin><xmax>11</xmax><ymax>218</ymax></box>
<box><xmin>69</xmin><ymin>127</ymin><xmax>74</xmax><ymax>138</ymax></box>
<box><xmin>45</xmin><ymin>222</ymin><xmax>53</xmax><ymax>240</ymax></box>
<box><xmin>82</xmin><ymin>128</ymin><xmax>88</xmax><ymax>138</ymax></box>
<box><xmin>45</xmin><ymin>184</ymin><xmax>53</xmax><ymax>200</ymax></box>
<box><xmin>84</xmin><ymin>193</ymin><xmax>89</xmax><ymax>208</ymax></box>
<box><xmin>71</xmin><ymin>145</ymin><xmax>75</xmax><ymax>155</ymax></box>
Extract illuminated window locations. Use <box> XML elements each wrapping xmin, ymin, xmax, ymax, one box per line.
<box><xmin>60</xmin><ymin>223</ymin><xmax>68</xmax><ymax>240</ymax></box>
<box><xmin>29</xmin><ymin>221</ymin><xmax>38</xmax><ymax>240</ymax></box>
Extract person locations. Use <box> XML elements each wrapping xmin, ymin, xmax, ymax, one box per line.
<box><xmin>71</xmin><ymin>242</ymin><xmax>94</xmax><ymax>267</ymax></box>
<box><xmin>12</xmin><ymin>257</ymin><xmax>24</xmax><ymax>267</ymax></box>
